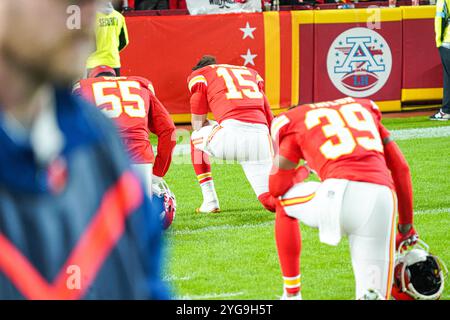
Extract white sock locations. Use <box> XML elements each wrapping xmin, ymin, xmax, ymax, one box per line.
<box><xmin>200</xmin><ymin>180</ymin><xmax>219</xmax><ymax>204</ymax></box>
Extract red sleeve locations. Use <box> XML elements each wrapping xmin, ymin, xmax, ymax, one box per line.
<box><xmin>269</xmin><ymin>132</ymin><xmax>308</xmax><ymax>197</ymax></box>
<box><xmin>368</xmin><ymin>99</ymin><xmax>391</xmax><ymax>141</ymax></box>
<box><xmin>148</xmin><ymin>94</ymin><xmax>176</xmax><ymax>178</ymax></box>
<box><xmin>379</xmin><ymin>123</ymin><xmax>391</xmax><ymax>141</ymax></box>
<box><xmin>190</xmin><ymin>86</ymin><xmax>208</xmax><ymax>115</ymax></box>
<box><xmin>263</xmin><ymin>94</ymin><xmax>274</xmax><ymax>129</ymax></box>
<box><xmin>367</xmin><ymin>99</ymin><xmax>412</xmax><ymax>224</ymax></box>
<box><xmin>278</xmin><ymin>133</ymin><xmax>303</xmax><ymax>165</ymax></box>
<box><xmin>269</xmin><ymin>166</ymin><xmax>309</xmax><ymax>198</ymax></box>
<box><xmin>384</xmin><ymin>140</ymin><xmax>413</xmax><ymax>225</ymax></box>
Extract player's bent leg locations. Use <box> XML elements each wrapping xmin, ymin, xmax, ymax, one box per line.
<box><xmin>275</xmin><ymin>203</ymin><xmax>302</xmax><ymax>299</ymax></box>
<box><xmin>341</xmin><ymin>182</ymin><xmax>396</xmax><ymax>300</ymax></box>
<box><xmin>130</xmin><ymin>163</ymin><xmax>153</xmax><ymax>197</ymax></box>
<box><xmin>279</xmin><ymin>181</ymin><xmax>322</xmax><ymax>228</ymax></box>
<box><xmin>241</xmin><ymin>160</ymin><xmax>275</xmax><ymax>211</ymax></box>
<box><xmin>190</xmin><ymin>131</ymin><xmax>220</xmax><ymax>213</ymax></box>
<box><xmin>275</xmin><ymin>181</ymin><xmax>322</xmax><ymax>299</ymax></box>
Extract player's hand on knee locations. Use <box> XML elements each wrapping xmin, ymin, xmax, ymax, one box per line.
<box><xmin>396</xmin><ymin>223</ymin><xmax>419</xmax><ymax>251</ymax></box>
<box><xmin>152</xmin><ymin>175</ymin><xmax>169</xmax><ymax>195</ymax></box>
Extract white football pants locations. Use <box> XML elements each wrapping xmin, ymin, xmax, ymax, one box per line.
<box><xmin>191</xmin><ymin>119</ymin><xmax>273</xmax><ymax>197</ymax></box>
<box><xmin>131</xmin><ymin>163</ymin><xmax>153</xmax><ymax>197</ymax></box>
<box><xmin>280</xmin><ymin>179</ymin><xmax>396</xmax><ymax>299</ymax></box>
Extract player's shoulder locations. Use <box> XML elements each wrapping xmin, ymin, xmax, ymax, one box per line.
<box><xmin>188</xmin><ymin>67</ymin><xmax>211</xmax><ymax>92</ymax></box>
<box><xmin>350</xmin><ymin>97</ymin><xmax>376</xmax><ymax>108</ymax></box>
<box><xmin>125</xmin><ymin>76</ymin><xmax>156</xmax><ymax>95</ymax></box>
<box><xmin>188</xmin><ymin>65</ymin><xmax>212</xmax><ymax>79</ymax></box>
<box><xmin>271</xmin><ymin>108</ymin><xmax>303</xmax><ymax>140</ymax></box>
<box><xmin>353</xmin><ymin>98</ymin><xmax>382</xmax><ymax>116</ymax></box>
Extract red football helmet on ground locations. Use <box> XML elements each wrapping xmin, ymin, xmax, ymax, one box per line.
<box><xmin>392</xmin><ymin>239</ymin><xmax>448</xmax><ymax>300</ymax></box>
<box><xmin>152</xmin><ymin>179</ymin><xmax>176</xmax><ymax>230</ymax></box>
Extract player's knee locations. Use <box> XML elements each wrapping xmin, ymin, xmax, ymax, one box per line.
<box><xmin>258</xmin><ymin>192</ymin><xmax>276</xmax><ymax>212</ymax></box>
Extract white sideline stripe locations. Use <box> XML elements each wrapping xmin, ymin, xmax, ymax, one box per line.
<box><xmin>390</xmin><ymin>126</ymin><xmax>450</xmax><ymax>141</ymax></box>
<box><xmin>416</xmin><ymin>208</ymin><xmax>450</xmax><ymax>215</ymax></box>
<box><xmin>179</xmin><ymin>292</ymin><xmax>245</xmax><ymax>300</ymax></box>
<box><xmin>169</xmin><ymin>208</ymin><xmax>449</xmax><ymax>236</ymax></box>
<box><xmin>169</xmin><ymin>221</ymin><xmax>273</xmax><ymax>236</ymax></box>
<box><xmin>163</xmin><ymin>275</ymin><xmax>192</xmax><ymax>282</ymax></box>
<box><xmin>155</xmin><ymin>126</ymin><xmax>450</xmax><ymax>156</ymax></box>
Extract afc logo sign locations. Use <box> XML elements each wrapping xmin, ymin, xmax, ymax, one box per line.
<box><xmin>327</xmin><ymin>28</ymin><xmax>392</xmax><ymax>98</ymax></box>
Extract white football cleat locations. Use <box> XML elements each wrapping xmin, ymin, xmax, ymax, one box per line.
<box><xmin>281</xmin><ymin>292</ymin><xmax>302</xmax><ymax>300</ymax></box>
<box><xmin>359</xmin><ymin>289</ymin><xmax>385</xmax><ymax>300</ymax></box>
<box><xmin>196</xmin><ymin>200</ymin><xmax>220</xmax><ymax>214</ymax></box>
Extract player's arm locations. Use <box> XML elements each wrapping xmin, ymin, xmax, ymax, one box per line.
<box><xmin>189</xmin><ymin>81</ymin><xmax>209</xmax><ymax>131</ymax></box>
<box><xmin>256</xmin><ymin>74</ymin><xmax>274</xmax><ymax>128</ymax></box>
<box><xmin>263</xmin><ymin>94</ymin><xmax>274</xmax><ymax>129</ymax></box>
<box><xmin>148</xmin><ymin>94</ymin><xmax>176</xmax><ymax>179</ymax></box>
<box><xmin>381</xmin><ymin>125</ymin><xmax>418</xmax><ymax>248</ymax></box>
<box><xmin>269</xmin><ymin>123</ymin><xmax>309</xmax><ymax>197</ymax></box>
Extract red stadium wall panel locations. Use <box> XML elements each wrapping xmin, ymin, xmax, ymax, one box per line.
<box><xmin>121</xmin><ymin>11</ymin><xmax>315</xmax><ymax>121</ymax></box>
<box><xmin>121</xmin><ymin>13</ymin><xmax>265</xmax><ymax>121</ymax></box>
<box><xmin>121</xmin><ymin>7</ymin><xmax>444</xmax><ymax>121</ymax></box>
<box><xmin>402</xmin><ymin>6</ymin><xmax>443</xmax><ymax>103</ymax></box>
<box><xmin>313</xmin><ymin>8</ymin><xmax>403</xmax><ymax>112</ymax></box>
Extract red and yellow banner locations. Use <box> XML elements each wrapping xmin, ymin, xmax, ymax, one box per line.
<box><xmin>121</xmin><ymin>6</ymin><xmax>444</xmax><ymax>122</ymax></box>
<box><xmin>402</xmin><ymin>5</ymin><xmax>442</xmax><ymax>103</ymax></box>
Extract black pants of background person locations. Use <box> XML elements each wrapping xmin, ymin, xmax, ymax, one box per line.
<box><xmin>135</xmin><ymin>0</ymin><xmax>169</xmax><ymax>10</ymax></box>
<box><xmin>439</xmin><ymin>46</ymin><xmax>450</xmax><ymax>114</ymax></box>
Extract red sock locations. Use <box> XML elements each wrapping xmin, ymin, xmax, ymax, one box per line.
<box><xmin>190</xmin><ymin>141</ymin><xmax>212</xmax><ymax>184</ymax></box>
<box><xmin>258</xmin><ymin>192</ymin><xmax>276</xmax><ymax>212</ymax></box>
<box><xmin>275</xmin><ymin>203</ymin><xmax>301</xmax><ymax>294</ymax></box>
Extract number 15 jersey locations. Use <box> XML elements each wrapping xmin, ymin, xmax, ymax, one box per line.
<box><xmin>271</xmin><ymin>97</ymin><xmax>394</xmax><ymax>189</ymax></box>
<box><xmin>188</xmin><ymin>64</ymin><xmax>272</xmax><ymax>126</ymax></box>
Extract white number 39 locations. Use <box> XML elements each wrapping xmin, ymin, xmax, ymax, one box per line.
<box><xmin>304</xmin><ymin>103</ymin><xmax>383</xmax><ymax>160</ymax></box>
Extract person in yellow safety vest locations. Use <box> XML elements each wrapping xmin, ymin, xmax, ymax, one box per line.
<box><xmin>432</xmin><ymin>0</ymin><xmax>450</xmax><ymax>120</ymax></box>
<box><xmin>86</xmin><ymin>2</ymin><xmax>129</xmax><ymax>77</ymax></box>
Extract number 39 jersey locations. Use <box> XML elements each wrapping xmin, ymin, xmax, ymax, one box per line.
<box><xmin>271</xmin><ymin>97</ymin><xmax>394</xmax><ymax>189</ymax></box>
<box><xmin>187</xmin><ymin>64</ymin><xmax>269</xmax><ymax>125</ymax></box>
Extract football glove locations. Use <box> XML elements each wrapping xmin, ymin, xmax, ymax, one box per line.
<box><xmin>396</xmin><ymin>224</ymin><xmax>419</xmax><ymax>251</ymax></box>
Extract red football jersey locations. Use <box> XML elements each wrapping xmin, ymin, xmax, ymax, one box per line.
<box><xmin>272</xmin><ymin>97</ymin><xmax>394</xmax><ymax>189</ymax></box>
<box><xmin>187</xmin><ymin>64</ymin><xmax>272</xmax><ymax>126</ymax></box>
<box><xmin>73</xmin><ymin>76</ymin><xmax>176</xmax><ymax>177</ymax></box>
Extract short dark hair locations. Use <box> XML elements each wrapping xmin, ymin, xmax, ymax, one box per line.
<box><xmin>95</xmin><ymin>72</ymin><xmax>116</xmax><ymax>78</ymax></box>
<box><xmin>192</xmin><ymin>55</ymin><xmax>217</xmax><ymax>71</ymax></box>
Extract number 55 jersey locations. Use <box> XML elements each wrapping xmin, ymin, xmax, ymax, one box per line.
<box><xmin>73</xmin><ymin>76</ymin><xmax>176</xmax><ymax>178</ymax></box>
<box><xmin>271</xmin><ymin>97</ymin><xmax>394</xmax><ymax>189</ymax></box>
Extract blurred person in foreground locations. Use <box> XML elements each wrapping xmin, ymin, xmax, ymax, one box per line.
<box><xmin>0</xmin><ymin>0</ymin><xmax>168</xmax><ymax>299</ymax></box>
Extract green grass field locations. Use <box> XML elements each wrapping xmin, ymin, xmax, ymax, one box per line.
<box><xmin>162</xmin><ymin>116</ymin><xmax>450</xmax><ymax>300</ymax></box>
